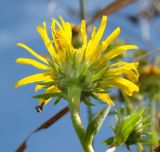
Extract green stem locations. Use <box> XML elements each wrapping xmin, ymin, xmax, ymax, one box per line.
<box><xmin>83</xmin><ymin>144</ymin><xmax>94</xmax><ymax>152</ymax></box>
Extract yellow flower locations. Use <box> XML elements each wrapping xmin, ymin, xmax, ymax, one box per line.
<box><xmin>15</xmin><ymin>16</ymin><xmax>139</xmax><ymax>108</ymax></box>
<box><xmin>139</xmin><ymin>64</ymin><xmax>160</xmax><ymax>75</ymax></box>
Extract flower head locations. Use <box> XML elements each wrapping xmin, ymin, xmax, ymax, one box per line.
<box><xmin>15</xmin><ymin>16</ymin><xmax>139</xmax><ymax>109</ymax></box>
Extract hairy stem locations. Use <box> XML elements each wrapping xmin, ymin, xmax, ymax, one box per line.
<box><xmin>67</xmin><ymin>85</ymin><xmax>94</xmax><ymax>152</ymax></box>
<box><xmin>68</xmin><ymin>86</ymin><xmax>85</xmax><ymax>142</ymax></box>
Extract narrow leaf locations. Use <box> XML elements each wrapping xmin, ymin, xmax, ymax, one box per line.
<box><xmin>85</xmin><ymin>106</ymin><xmax>111</xmax><ymax>144</ymax></box>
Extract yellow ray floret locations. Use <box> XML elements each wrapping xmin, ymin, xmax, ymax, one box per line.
<box><xmin>17</xmin><ymin>43</ymin><xmax>48</xmax><ymax>64</ymax></box>
<box><xmin>106</xmin><ymin>62</ymin><xmax>139</xmax><ymax>81</ymax></box>
<box><xmin>95</xmin><ymin>91</ymin><xmax>114</xmax><ymax>106</ymax></box>
<box><xmin>86</xmin><ymin>16</ymin><xmax>107</xmax><ymax>59</ymax></box>
<box><xmin>37</xmin><ymin>22</ymin><xmax>59</xmax><ymax>60</ymax></box>
<box><xmin>108</xmin><ymin>78</ymin><xmax>139</xmax><ymax>96</ymax></box>
<box><xmin>80</xmin><ymin>20</ymin><xmax>87</xmax><ymax>50</ymax></box>
<box><xmin>95</xmin><ymin>27</ymin><xmax>121</xmax><ymax>55</ymax></box>
<box><xmin>35</xmin><ymin>84</ymin><xmax>45</xmax><ymax>92</ymax></box>
<box><xmin>16</xmin><ymin>58</ymin><xmax>49</xmax><ymax>70</ymax></box>
<box><xmin>39</xmin><ymin>85</ymin><xmax>61</xmax><ymax>105</ymax></box>
<box><xmin>15</xmin><ymin>72</ymin><xmax>53</xmax><ymax>88</ymax></box>
<box><xmin>104</xmin><ymin>45</ymin><xmax>138</xmax><ymax>61</ymax></box>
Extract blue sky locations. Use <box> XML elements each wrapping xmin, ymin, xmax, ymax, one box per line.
<box><xmin>0</xmin><ymin>0</ymin><xmax>160</xmax><ymax>152</ymax></box>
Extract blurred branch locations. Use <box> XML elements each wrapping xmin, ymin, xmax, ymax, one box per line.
<box><xmin>135</xmin><ymin>48</ymin><xmax>160</xmax><ymax>62</ymax></box>
<box><xmin>16</xmin><ymin>106</ymin><xmax>69</xmax><ymax>152</ymax></box>
<box><xmin>88</xmin><ymin>0</ymin><xmax>136</xmax><ymax>25</ymax></box>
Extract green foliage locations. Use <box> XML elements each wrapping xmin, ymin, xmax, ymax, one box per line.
<box><xmin>103</xmin><ymin>109</ymin><xmax>153</xmax><ymax>149</ymax></box>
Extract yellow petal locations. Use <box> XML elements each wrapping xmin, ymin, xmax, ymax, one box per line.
<box><xmin>95</xmin><ymin>27</ymin><xmax>121</xmax><ymax>54</ymax></box>
<box><xmin>86</xmin><ymin>16</ymin><xmax>107</xmax><ymax>58</ymax></box>
<box><xmin>106</xmin><ymin>62</ymin><xmax>139</xmax><ymax>81</ymax></box>
<box><xmin>51</xmin><ymin>18</ymin><xmax>73</xmax><ymax>54</ymax></box>
<box><xmin>91</xmin><ymin>26</ymin><xmax>97</xmax><ymax>39</ymax></box>
<box><xmin>39</xmin><ymin>98</ymin><xmax>52</xmax><ymax>106</ymax></box>
<box><xmin>92</xmin><ymin>16</ymin><xmax>107</xmax><ymax>47</ymax></box>
<box><xmin>16</xmin><ymin>58</ymin><xmax>49</xmax><ymax>70</ymax></box>
<box><xmin>37</xmin><ymin>22</ymin><xmax>58</xmax><ymax>59</ymax></box>
<box><xmin>108</xmin><ymin>78</ymin><xmax>139</xmax><ymax>96</ymax></box>
<box><xmin>15</xmin><ymin>72</ymin><xmax>53</xmax><ymax>88</ymax></box>
<box><xmin>39</xmin><ymin>85</ymin><xmax>61</xmax><ymax>105</ymax></box>
<box><xmin>96</xmin><ymin>92</ymin><xmax>114</xmax><ymax>105</ymax></box>
<box><xmin>59</xmin><ymin>16</ymin><xmax>65</xmax><ymax>27</ymax></box>
<box><xmin>111</xmin><ymin>61</ymin><xmax>138</xmax><ymax>67</ymax></box>
<box><xmin>104</xmin><ymin>45</ymin><xmax>138</xmax><ymax>61</ymax></box>
<box><xmin>46</xmin><ymin>85</ymin><xmax>61</xmax><ymax>93</ymax></box>
<box><xmin>35</xmin><ymin>84</ymin><xmax>44</xmax><ymax>92</ymax></box>
<box><xmin>81</xmin><ymin>20</ymin><xmax>87</xmax><ymax>49</ymax></box>
<box><xmin>52</xmin><ymin>18</ymin><xmax>63</xmax><ymax>30</ymax></box>
<box><xmin>17</xmin><ymin>43</ymin><xmax>48</xmax><ymax>64</ymax></box>
<box><xmin>59</xmin><ymin>16</ymin><xmax>72</xmax><ymax>43</ymax></box>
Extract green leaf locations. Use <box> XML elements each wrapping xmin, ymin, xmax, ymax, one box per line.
<box><xmin>33</xmin><ymin>93</ymin><xmax>61</xmax><ymax>99</ymax></box>
<box><xmin>84</xmin><ymin>106</ymin><xmax>111</xmax><ymax>144</ymax></box>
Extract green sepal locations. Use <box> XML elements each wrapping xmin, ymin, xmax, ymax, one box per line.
<box><xmin>82</xmin><ymin>97</ymin><xmax>95</xmax><ymax>106</ymax></box>
<box><xmin>102</xmin><ymin>137</ymin><xmax>114</xmax><ymax>145</ymax></box>
<box><xmin>48</xmin><ymin>57</ymin><xmax>63</xmax><ymax>75</ymax></box>
<box><xmin>32</xmin><ymin>92</ymin><xmax>61</xmax><ymax>99</ymax></box>
<box><xmin>54</xmin><ymin>96</ymin><xmax>62</xmax><ymax>105</ymax></box>
<box><xmin>72</xmin><ymin>50</ymin><xmax>78</xmax><ymax>70</ymax></box>
<box><xmin>36</xmin><ymin>81</ymin><xmax>56</xmax><ymax>86</ymax></box>
<box><xmin>84</xmin><ymin>106</ymin><xmax>111</xmax><ymax>144</ymax></box>
<box><xmin>90</xmin><ymin>65</ymin><xmax>108</xmax><ymax>83</ymax></box>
